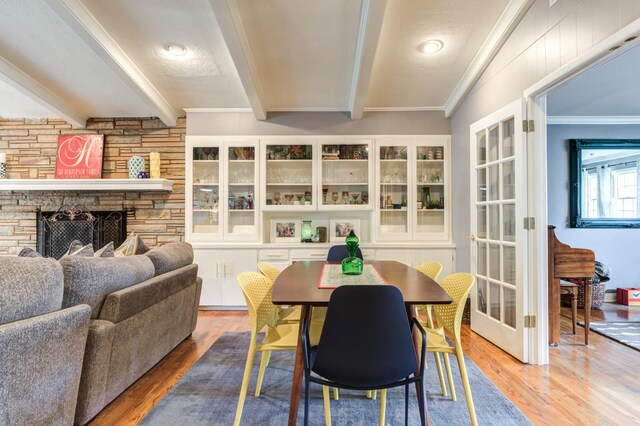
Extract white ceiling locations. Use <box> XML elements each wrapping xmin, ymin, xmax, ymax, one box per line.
<box><xmin>0</xmin><ymin>0</ymin><xmax>521</xmax><ymax>126</ymax></box>
<box><xmin>548</xmin><ymin>43</ymin><xmax>640</xmax><ymax>117</ymax></box>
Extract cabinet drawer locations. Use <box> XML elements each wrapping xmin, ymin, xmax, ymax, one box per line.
<box><xmin>259</xmin><ymin>249</ymin><xmax>289</xmax><ymax>261</ymax></box>
<box><xmin>290</xmin><ymin>248</ymin><xmax>327</xmax><ymax>260</ymax></box>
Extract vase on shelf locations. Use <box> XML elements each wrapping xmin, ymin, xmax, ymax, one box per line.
<box><xmin>342</xmin><ymin>230</ymin><xmax>363</xmax><ymax>275</ymax></box>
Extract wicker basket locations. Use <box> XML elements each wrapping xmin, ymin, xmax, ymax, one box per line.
<box><xmin>561</xmin><ymin>281</ymin><xmax>606</xmax><ymax>309</ymax></box>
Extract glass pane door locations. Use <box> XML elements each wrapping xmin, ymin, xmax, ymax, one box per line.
<box><xmin>470</xmin><ymin>100</ymin><xmax>526</xmax><ymax>362</ymax></box>
<box><xmin>263</xmin><ymin>143</ymin><xmax>314</xmax><ymax>210</ymax></box>
<box><xmin>319</xmin><ymin>141</ymin><xmax>371</xmax><ymax>210</ymax></box>
<box><xmin>415</xmin><ymin>144</ymin><xmax>446</xmax><ymax>236</ymax></box>
<box><xmin>378</xmin><ymin>144</ymin><xmax>409</xmax><ymax>239</ymax></box>
<box><xmin>192</xmin><ymin>146</ymin><xmax>221</xmax><ymax>237</ymax></box>
<box><xmin>225</xmin><ymin>144</ymin><xmax>258</xmax><ymax>240</ymax></box>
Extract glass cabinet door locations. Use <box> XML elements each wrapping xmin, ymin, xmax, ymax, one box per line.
<box><xmin>319</xmin><ymin>140</ymin><xmax>372</xmax><ymax>210</ymax></box>
<box><xmin>415</xmin><ymin>143</ymin><xmax>447</xmax><ymax>237</ymax></box>
<box><xmin>225</xmin><ymin>142</ymin><xmax>258</xmax><ymax>240</ymax></box>
<box><xmin>377</xmin><ymin>143</ymin><xmax>410</xmax><ymax>240</ymax></box>
<box><xmin>191</xmin><ymin>145</ymin><xmax>222</xmax><ymax>239</ymax></box>
<box><xmin>263</xmin><ymin>142</ymin><xmax>315</xmax><ymax>210</ymax></box>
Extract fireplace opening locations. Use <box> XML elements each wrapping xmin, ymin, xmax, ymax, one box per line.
<box><xmin>36</xmin><ymin>206</ymin><xmax>128</xmax><ymax>259</ymax></box>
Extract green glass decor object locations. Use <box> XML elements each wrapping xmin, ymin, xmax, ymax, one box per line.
<box><xmin>301</xmin><ymin>220</ymin><xmax>313</xmax><ymax>242</ymax></box>
<box><xmin>342</xmin><ymin>230</ymin><xmax>363</xmax><ymax>275</ymax></box>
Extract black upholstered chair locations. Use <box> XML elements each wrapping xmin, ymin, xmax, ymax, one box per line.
<box><xmin>326</xmin><ymin>244</ymin><xmax>363</xmax><ymax>261</ymax></box>
<box><xmin>301</xmin><ymin>285</ymin><xmax>427</xmax><ymax>425</ymax></box>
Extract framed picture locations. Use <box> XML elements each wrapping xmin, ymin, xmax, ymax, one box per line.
<box><xmin>55</xmin><ymin>134</ymin><xmax>104</xmax><ymax>179</ymax></box>
<box><xmin>329</xmin><ymin>219</ymin><xmax>361</xmax><ymax>243</ymax></box>
<box><xmin>271</xmin><ymin>219</ymin><xmax>301</xmax><ymax>243</ymax></box>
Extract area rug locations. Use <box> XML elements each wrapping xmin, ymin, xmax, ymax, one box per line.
<box><xmin>141</xmin><ymin>332</ymin><xmax>531</xmax><ymax>425</ymax></box>
<box><xmin>579</xmin><ymin>321</ymin><xmax>640</xmax><ymax>351</ymax></box>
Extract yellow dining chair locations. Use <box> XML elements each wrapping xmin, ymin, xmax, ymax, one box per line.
<box><xmin>427</xmin><ymin>272</ymin><xmax>477</xmax><ymax>426</ymax></box>
<box><xmin>234</xmin><ymin>272</ymin><xmax>330</xmax><ymax>426</ymax></box>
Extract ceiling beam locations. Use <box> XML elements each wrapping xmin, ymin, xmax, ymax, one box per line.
<box><xmin>209</xmin><ymin>0</ymin><xmax>267</xmax><ymax>121</ymax></box>
<box><xmin>444</xmin><ymin>0</ymin><xmax>535</xmax><ymax>117</ymax></box>
<box><xmin>349</xmin><ymin>0</ymin><xmax>388</xmax><ymax>120</ymax></box>
<box><xmin>0</xmin><ymin>55</ymin><xmax>87</xmax><ymax>128</ymax></box>
<box><xmin>44</xmin><ymin>0</ymin><xmax>179</xmax><ymax>126</ymax></box>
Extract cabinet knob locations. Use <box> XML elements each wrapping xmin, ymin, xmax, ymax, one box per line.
<box><xmin>468</xmin><ymin>234</ymin><xmax>476</xmax><ymax>241</ymax></box>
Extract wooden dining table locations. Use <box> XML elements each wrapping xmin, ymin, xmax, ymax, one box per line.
<box><xmin>272</xmin><ymin>260</ymin><xmax>453</xmax><ymax>425</ymax></box>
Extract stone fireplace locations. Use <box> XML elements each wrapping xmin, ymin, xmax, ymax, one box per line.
<box><xmin>0</xmin><ymin>117</ymin><xmax>186</xmax><ymax>254</ymax></box>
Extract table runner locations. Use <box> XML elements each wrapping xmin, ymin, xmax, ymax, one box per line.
<box><xmin>318</xmin><ymin>264</ymin><xmax>387</xmax><ymax>288</ymax></box>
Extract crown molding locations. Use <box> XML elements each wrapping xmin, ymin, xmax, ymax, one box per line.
<box><xmin>444</xmin><ymin>0</ymin><xmax>535</xmax><ymax>117</ymax></box>
<box><xmin>363</xmin><ymin>106</ymin><xmax>444</xmax><ymax>112</ymax></box>
<box><xmin>547</xmin><ymin>116</ymin><xmax>640</xmax><ymax>125</ymax></box>
<box><xmin>45</xmin><ymin>0</ymin><xmax>179</xmax><ymax>127</ymax></box>
<box><xmin>183</xmin><ymin>108</ymin><xmax>253</xmax><ymax>113</ymax></box>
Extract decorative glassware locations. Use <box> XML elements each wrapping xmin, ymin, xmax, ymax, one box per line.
<box><xmin>341</xmin><ymin>230</ymin><xmax>363</xmax><ymax>275</ymax></box>
<box><xmin>284</xmin><ymin>193</ymin><xmax>294</xmax><ymax>205</ymax></box>
<box><xmin>351</xmin><ymin>192</ymin><xmax>360</xmax><ymax>204</ymax></box>
<box><xmin>361</xmin><ymin>191</ymin><xmax>369</xmax><ymax>205</ymax></box>
<box><xmin>323</xmin><ymin>188</ymin><xmax>329</xmax><ymax>204</ymax></box>
<box><xmin>273</xmin><ymin>192</ymin><xmax>281</xmax><ymax>205</ymax></box>
<box><xmin>331</xmin><ymin>192</ymin><xmax>339</xmax><ymax>204</ymax></box>
<box><xmin>342</xmin><ymin>191</ymin><xmax>349</xmax><ymax>204</ymax></box>
<box><xmin>301</xmin><ymin>220</ymin><xmax>313</xmax><ymax>242</ymax></box>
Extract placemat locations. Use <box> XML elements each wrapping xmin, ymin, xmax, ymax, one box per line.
<box><xmin>318</xmin><ymin>264</ymin><xmax>387</xmax><ymax>288</ymax></box>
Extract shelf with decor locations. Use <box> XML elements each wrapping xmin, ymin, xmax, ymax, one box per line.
<box><xmin>318</xmin><ymin>140</ymin><xmax>373</xmax><ymax>210</ymax></box>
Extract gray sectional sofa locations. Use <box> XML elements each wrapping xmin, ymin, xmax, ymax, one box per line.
<box><xmin>0</xmin><ymin>257</ymin><xmax>91</xmax><ymax>426</ymax></box>
<box><xmin>0</xmin><ymin>242</ymin><xmax>202</xmax><ymax>426</ymax></box>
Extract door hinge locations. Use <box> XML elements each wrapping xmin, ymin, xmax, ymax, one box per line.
<box><xmin>523</xmin><ymin>217</ymin><xmax>536</xmax><ymax>230</ymax></box>
<box><xmin>523</xmin><ymin>119</ymin><xmax>535</xmax><ymax>132</ymax></box>
<box><xmin>524</xmin><ymin>315</ymin><xmax>537</xmax><ymax>328</ymax></box>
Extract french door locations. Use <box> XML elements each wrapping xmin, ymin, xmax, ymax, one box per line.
<box><xmin>469</xmin><ymin>100</ymin><xmax>528</xmax><ymax>362</ymax></box>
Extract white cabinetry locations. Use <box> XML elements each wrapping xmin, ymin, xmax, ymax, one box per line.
<box><xmin>194</xmin><ymin>247</ymin><xmax>258</xmax><ymax>307</ymax></box>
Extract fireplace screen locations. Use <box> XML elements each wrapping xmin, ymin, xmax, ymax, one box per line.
<box><xmin>37</xmin><ymin>206</ymin><xmax>127</xmax><ymax>259</ymax></box>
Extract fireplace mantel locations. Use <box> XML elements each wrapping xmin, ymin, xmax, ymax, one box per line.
<box><xmin>0</xmin><ymin>179</ymin><xmax>174</xmax><ymax>192</ymax></box>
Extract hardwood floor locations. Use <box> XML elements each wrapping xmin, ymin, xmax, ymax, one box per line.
<box><xmin>91</xmin><ymin>307</ymin><xmax>640</xmax><ymax>425</ymax></box>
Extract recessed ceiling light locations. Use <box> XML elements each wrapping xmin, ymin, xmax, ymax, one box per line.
<box><xmin>419</xmin><ymin>40</ymin><xmax>443</xmax><ymax>54</ymax></box>
<box><xmin>164</xmin><ymin>43</ymin><xmax>187</xmax><ymax>57</ymax></box>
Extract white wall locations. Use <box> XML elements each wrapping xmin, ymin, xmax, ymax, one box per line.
<box><xmin>547</xmin><ymin>124</ymin><xmax>640</xmax><ymax>289</ymax></box>
<box><xmin>451</xmin><ymin>0</ymin><xmax>640</xmax><ymax>272</ymax></box>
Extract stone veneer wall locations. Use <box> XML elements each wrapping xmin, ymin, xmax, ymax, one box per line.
<box><xmin>0</xmin><ymin>117</ymin><xmax>186</xmax><ymax>255</ymax></box>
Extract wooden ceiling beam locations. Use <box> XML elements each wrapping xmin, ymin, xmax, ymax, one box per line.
<box><xmin>349</xmin><ymin>0</ymin><xmax>388</xmax><ymax>120</ymax></box>
<box><xmin>44</xmin><ymin>0</ymin><xmax>179</xmax><ymax>126</ymax></box>
<box><xmin>209</xmin><ymin>0</ymin><xmax>267</xmax><ymax>121</ymax></box>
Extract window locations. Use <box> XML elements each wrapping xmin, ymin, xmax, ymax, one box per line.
<box><xmin>587</xmin><ymin>173</ymin><xmax>598</xmax><ymax>218</ymax></box>
<box><xmin>612</xmin><ymin>169</ymin><xmax>637</xmax><ymax>218</ymax></box>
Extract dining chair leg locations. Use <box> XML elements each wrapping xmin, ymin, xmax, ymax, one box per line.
<box><xmin>404</xmin><ymin>383</ymin><xmax>409</xmax><ymax>426</ymax></box>
<box><xmin>255</xmin><ymin>350</ymin><xmax>272</xmax><ymax>396</ymax></box>
<box><xmin>234</xmin><ymin>339</ymin><xmax>257</xmax><ymax>426</ymax></box>
<box><xmin>416</xmin><ymin>377</ymin><xmax>427</xmax><ymax>426</ymax></box>
<box><xmin>372</xmin><ymin>389</ymin><xmax>377</xmax><ymax>400</ymax></box>
<box><xmin>367</xmin><ymin>390</ymin><xmax>372</xmax><ymax>399</ymax></box>
<box><xmin>455</xmin><ymin>348</ymin><xmax>477</xmax><ymax>426</ymax></box>
<box><xmin>570</xmin><ymin>289</ymin><xmax>577</xmax><ymax>335</ymax></box>
<box><xmin>322</xmin><ymin>385</ymin><xmax>332</xmax><ymax>426</ymax></box>
<box><xmin>379</xmin><ymin>389</ymin><xmax>387</xmax><ymax>426</ymax></box>
<box><xmin>443</xmin><ymin>353</ymin><xmax>456</xmax><ymax>401</ymax></box>
<box><xmin>433</xmin><ymin>353</ymin><xmax>447</xmax><ymax>396</ymax></box>
<box><xmin>333</xmin><ymin>387</ymin><xmax>339</xmax><ymax>400</ymax></box>
<box><xmin>304</xmin><ymin>376</ymin><xmax>311</xmax><ymax>426</ymax></box>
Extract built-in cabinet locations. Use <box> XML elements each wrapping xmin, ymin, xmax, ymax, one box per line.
<box><xmin>186</xmin><ymin>135</ymin><xmax>454</xmax><ymax>307</ymax></box>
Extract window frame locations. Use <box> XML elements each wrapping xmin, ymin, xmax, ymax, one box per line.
<box><xmin>570</xmin><ymin>139</ymin><xmax>640</xmax><ymax>228</ymax></box>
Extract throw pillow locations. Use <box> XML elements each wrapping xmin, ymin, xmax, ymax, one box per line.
<box><xmin>94</xmin><ymin>241</ymin><xmax>115</xmax><ymax>258</ymax></box>
<box><xmin>65</xmin><ymin>240</ymin><xmax>94</xmax><ymax>257</ymax></box>
<box><xmin>17</xmin><ymin>247</ymin><xmax>42</xmax><ymax>257</ymax></box>
<box><xmin>114</xmin><ymin>234</ymin><xmax>150</xmax><ymax>256</ymax></box>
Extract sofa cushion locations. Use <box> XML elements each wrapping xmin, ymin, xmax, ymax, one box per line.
<box><xmin>0</xmin><ymin>257</ymin><xmax>64</xmax><ymax>325</ymax></box>
<box><xmin>59</xmin><ymin>255</ymin><xmax>155</xmax><ymax>318</ymax></box>
<box><xmin>17</xmin><ymin>247</ymin><xmax>42</xmax><ymax>257</ymax></box>
<box><xmin>65</xmin><ymin>240</ymin><xmax>94</xmax><ymax>257</ymax></box>
<box><xmin>114</xmin><ymin>234</ymin><xmax>150</xmax><ymax>257</ymax></box>
<box><xmin>144</xmin><ymin>242</ymin><xmax>194</xmax><ymax>276</ymax></box>
<box><xmin>94</xmin><ymin>242</ymin><xmax>115</xmax><ymax>258</ymax></box>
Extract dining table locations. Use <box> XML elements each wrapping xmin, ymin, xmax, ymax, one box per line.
<box><xmin>272</xmin><ymin>260</ymin><xmax>453</xmax><ymax>426</ymax></box>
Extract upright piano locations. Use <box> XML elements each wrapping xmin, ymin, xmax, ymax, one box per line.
<box><xmin>548</xmin><ymin>225</ymin><xmax>595</xmax><ymax>345</ymax></box>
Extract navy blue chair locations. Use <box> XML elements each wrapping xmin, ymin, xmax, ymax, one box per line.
<box><xmin>301</xmin><ymin>285</ymin><xmax>427</xmax><ymax>425</ymax></box>
<box><xmin>326</xmin><ymin>245</ymin><xmax>363</xmax><ymax>261</ymax></box>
